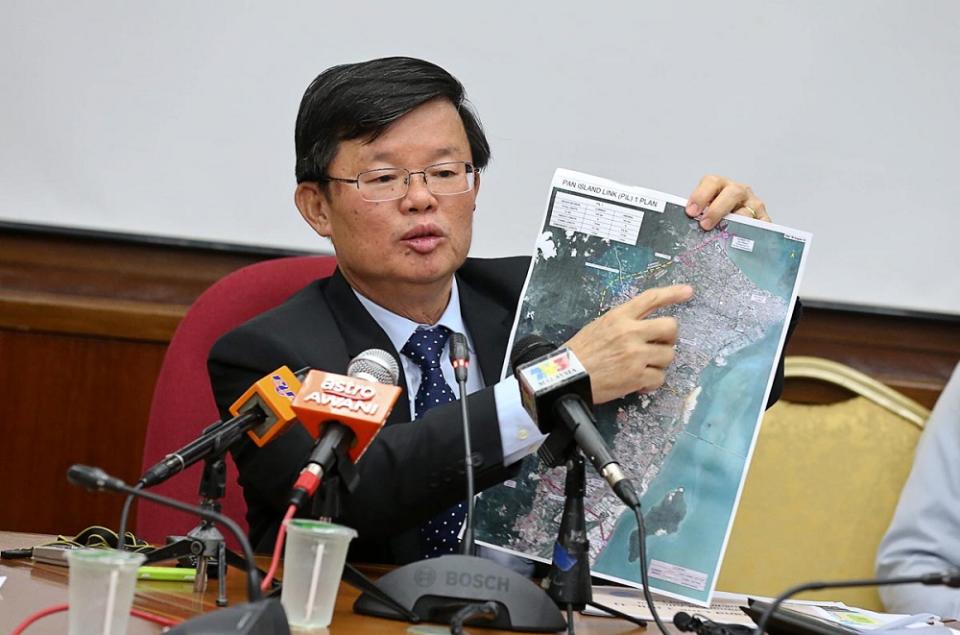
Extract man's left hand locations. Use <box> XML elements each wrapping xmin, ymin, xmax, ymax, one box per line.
<box><xmin>684</xmin><ymin>174</ymin><xmax>770</xmax><ymax>230</ymax></box>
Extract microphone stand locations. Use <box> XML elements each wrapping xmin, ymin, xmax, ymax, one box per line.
<box><xmin>453</xmin><ymin>336</ymin><xmax>477</xmax><ymax>556</ymax></box>
<box><xmin>543</xmin><ymin>450</ymin><xmax>648</xmax><ymax>634</ymax></box>
<box><xmin>145</xmin><ymin>437</ymin><xmax>414</xmax><ymax>618</ymax></box>
<box><xmin>354</xmin><ymin>334</ymin><xmax>566</xmax><ymax>632</ymax></box>
<box><xmin>135</xmin><ymin>376</ymin><xmax>306</xmax><ymax>607</ymax></box>
<box><xmin>544</xmin><ymin>451</ymin><xmax>591</xmax><ymax>634</ymax></box>
<box><xmin>142</xmin><ymin>453</ymin><xmax>261</xmax><ymax>607</ymax></box>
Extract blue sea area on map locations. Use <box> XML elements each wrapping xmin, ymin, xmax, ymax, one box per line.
<box><xmin>593</xmin><ymin>325</ymin><xmax>782</xmax><ymax>602</ymax></box>
<box><xmin>725</xmin><ymin>222</ymin><xmax>804</xmax><ymax>300</ymax></box>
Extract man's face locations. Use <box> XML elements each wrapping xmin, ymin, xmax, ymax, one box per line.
<box><xmin>299</xmin><ymin>98</ymin><xmax>478</xmax><ymax>299</ymax></box>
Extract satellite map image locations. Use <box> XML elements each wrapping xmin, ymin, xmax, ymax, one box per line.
<box><xmin>474</xmin><ymin>169</ymin><xmax>810</xmax><ymax>604</ymax></box>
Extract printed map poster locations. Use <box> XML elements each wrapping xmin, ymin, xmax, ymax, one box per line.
<box><xmin>473</xmin><ymin>169</ymin><xmax>811</xmax><ymax>605</ymax></box>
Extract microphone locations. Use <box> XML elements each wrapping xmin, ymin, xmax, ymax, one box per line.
<box><xmin>352</xmin><ymin>338</ymin><xmax>567</xmax><ymax>631</ymax></box>
<box><xmin>509</xmin><ymin>336</ymin><xmax>586</xmax><ymax>468</ymax></box>
<box><xmin>287</xmin><ymin>350</ymin><xmax>402</xmax><ymax>507</ymax></box>
<box><xmin>511</xmin><ymin>334</ymin><xmax>640</xmax><ymax>508</ymax></box>
<box><xmin>228</xmin><ymin>365</ymin><xmax>306</xmax><ymax>447</ymax></box>
<box><xmin>674</xmin><ymin>611</ymin><xmax>753</xmax><ymax>635</ymax></box>
<box><xmin>450</xmin><ymin>331</ymin><xmax>470</xmax><ymax>383</ymax></box>
<box><xmin>345</xmin><ymin>348</ymin><xmax>400</xmax><ymax>384</ymax></box>
<box><xmin>67</xmin><ymin>464</ymin><xmax>289</xmax><ymax>634</ymax></box>
<box><xmin>139</xmin><ymin>366</ymin><xmax>305</xmax><ymax>488</ymax></box>
<box><xmin>448</xmin><ymin>331</ymin><xmax>476</xmax><ymax>554</ymax></box>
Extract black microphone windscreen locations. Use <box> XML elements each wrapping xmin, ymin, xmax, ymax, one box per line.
<box><xmin>67</xmin><ymin>464</ymin><xmax>123</xmax><ymax>492</ymax></box>
<box><xmin>673</xmin><ymin>611</ymin><xmax>697</xmax><ymax>632</ymax></box>
<box><xmin>510</xmin><ymin>334</ymin><xmax>557</xmax><ymax>370</ymax></box>
<box><xmin>449</xmin><ymin>332</ymin><xmax>470</xmax><ymax>363</ymax></box>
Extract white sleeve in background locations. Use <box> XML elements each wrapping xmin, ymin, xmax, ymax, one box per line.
<box><xmin>493</xmin><ymin>376</ymin><xmax>547</xmax><ymax>466</ymax></box>
<box><xmin>876</xmin><ymin>362</ymin><xmax>960</xmax><ymax>617</ymax></box>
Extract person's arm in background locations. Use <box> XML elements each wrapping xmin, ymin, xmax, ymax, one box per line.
<box><xmin>877</xmin><ymin>362</ymin><xmax>960</xmax><ymax>616</ymax></box>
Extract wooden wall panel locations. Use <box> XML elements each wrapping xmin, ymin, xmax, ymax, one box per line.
<box><xmin>784</xmin><ymin>305</ymin><xmax>960</xmax><ymax>409</ymax></box>
<box><xmin>0</xmin><ymin>331</ymin><xmax>166</xmax><ymax>535</ymax></box>
<box><xmin>0</xmin><ymin>222</ymin><xmax>958</xmax><ymax>539</ymax></box>
<box><xmin>0</xmin><ymin>223</ymin><xmax>270</xmax><ymax>536</ymax></box>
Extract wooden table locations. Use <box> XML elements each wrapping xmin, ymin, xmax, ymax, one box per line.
<box><xmin>0</xmin><ymin>531</ymin><xmax>647</xmax><ymax>634</ymax></box>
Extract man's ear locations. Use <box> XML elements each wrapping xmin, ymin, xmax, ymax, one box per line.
<box><xmin>295</xmin><ymin>182</ymin><xmax>332</xmax><ymax>238</ymax></box>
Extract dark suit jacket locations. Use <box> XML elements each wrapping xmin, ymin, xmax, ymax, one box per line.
<box><xmin>208</xmin><ymin>255</ymin><xmax>799</xmax><ymax>564</ymax></box>
<box><xmin>208</xmin><ymin>256</ymin><xmax>530</xmax><ymax>563</ymax></box>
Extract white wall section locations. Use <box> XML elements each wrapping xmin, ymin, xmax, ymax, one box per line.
<box><xmin>2</xmin><ymin>1</ymin><xmax>958</xmax><ymax>313</ymax></box>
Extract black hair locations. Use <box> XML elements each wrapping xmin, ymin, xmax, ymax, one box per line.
<box><xmin>294</xmin><ymin>56</ymin><xmax>491</xmax><ymax>183</ymax></box>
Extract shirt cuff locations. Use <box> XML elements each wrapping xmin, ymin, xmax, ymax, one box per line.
<box><xmin>493</xmin><ymin>376</ymin><xmax>547</xmax><ymax>466</ymax></box>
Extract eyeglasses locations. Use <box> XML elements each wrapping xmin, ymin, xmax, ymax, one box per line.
<box><xmin>322</xmin><ymin>161</ymin><xmax>478</xmax><ymax>202</ymax></box>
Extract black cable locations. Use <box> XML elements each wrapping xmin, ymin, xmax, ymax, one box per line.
<box><xmin>586</xmin><ymin>601</ymin><xmax>647</xmax><ymax>627</ymax></box>
<box><xmin>116</xmin><ymin>482</ymin><xmax>143</xmax><ymax>551</ymax></box>
<box><xmin>449</xmin><ymin>601</ymin><xmax>500</xmax><ymax>635</ymax></box>
<box><xmin>633</xmin><ymin>504</ymin><xmax>671</xmax><ymax>635</ymax></box>
<box><xmin>754</xmin><ymin>573</ymin><xmax>960</xmax><ymax>635</ymax></box>
<box><xmin>71</xmin><ymin>466</ymin><xmax>263</xmax><ymax>603</ymax></box>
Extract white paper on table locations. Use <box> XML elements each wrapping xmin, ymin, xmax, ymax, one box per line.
<box><xmin>800</xmin><ymin>605</ymin><xmax>942</xmax><ymax>631</ymax></box>
<box><xmin>583</xmin><ymin>586</ymin><xmax>845</xmax><ymax>626</ymax></box>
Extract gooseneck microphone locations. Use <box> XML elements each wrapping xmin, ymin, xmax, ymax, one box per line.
<box><xmin>68</xmin><ymin>464</ymin><xmax>263</xmax><ymax>602</ymax></box>
<box><xmin>68</xmin><ymin>464</ymin><xmax>291</xmax><ymax>634</ymax></box>
<box><xmin>510</xmin><ymin>334</ymin><xmax>640</xmax><ymax>508</ymax></box>
<box><xmin>353</xmin><ymin>337</ymin><xmax>566</xmax><ymax>632</ymax></box>
<box><xmin>448</xmin><ymin>332</ymin><xmax>476</xmax><ymax>555</ymax></box>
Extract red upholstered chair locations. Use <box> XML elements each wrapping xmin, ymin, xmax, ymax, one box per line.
<box><xmin>136</xmin><ymin>255</ymin><xmax>337</xmax><ymax>548</ymax></box>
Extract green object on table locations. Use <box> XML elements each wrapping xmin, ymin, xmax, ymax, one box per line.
<box><xmin>137</xmin><ymin>565</ymin><xmax>196</xmax><ymax>581</ymax></box>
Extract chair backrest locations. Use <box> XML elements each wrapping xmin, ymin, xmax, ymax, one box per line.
<box><xmin>716</xmin><ymin>356</ymin><xmax>930</xmax><ymax>610</ymax></box>
<box><xmin>136</xmin><ymin>255</ymin><xmax>337</xmax><ymax>547</ymax></box>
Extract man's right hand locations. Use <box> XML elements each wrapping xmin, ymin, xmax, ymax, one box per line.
<box><xmin>564</xmin><ymin>284</ymin><xmax>694</xmax><ymax>404</ymax></box>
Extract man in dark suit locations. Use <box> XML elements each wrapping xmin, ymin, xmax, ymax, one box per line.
<box><xmin>208</xmin><ymin>56</ymin><xmax>790</xmax><ymax>564</ymax></box>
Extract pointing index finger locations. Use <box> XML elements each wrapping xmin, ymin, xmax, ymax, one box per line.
<box><xmin>630</xmin><ymin>285</ymin><xmax>694</xmax><ymax>319</ymax></box>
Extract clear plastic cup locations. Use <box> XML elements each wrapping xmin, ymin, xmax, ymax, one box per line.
<box><xmin>66</xmin><ymin>548</ymin><xmax>146</xmax><ymax>635</ymax></box>
<box><xmin>281</xmin><ymin>519</ymin><xmax>357</xmax><ymax>630</ymax></box>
